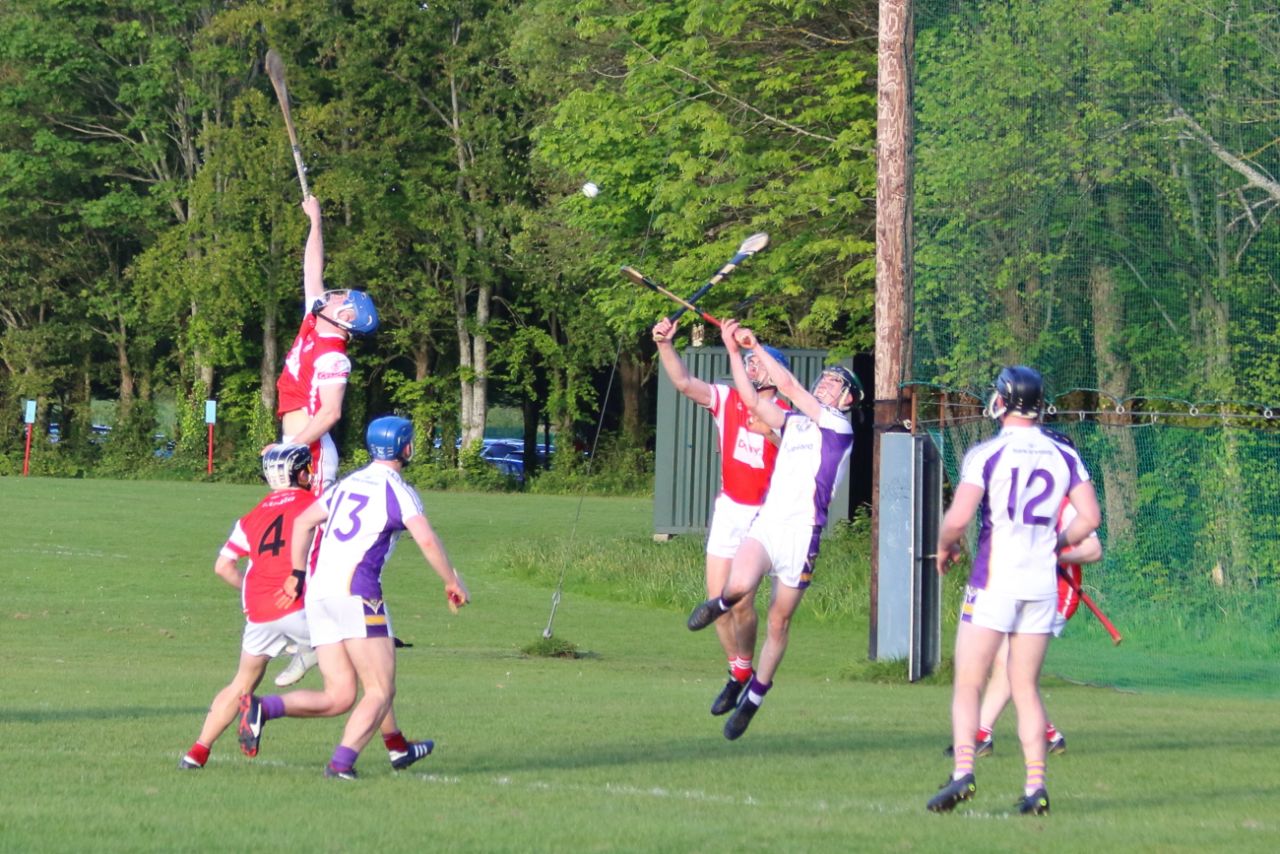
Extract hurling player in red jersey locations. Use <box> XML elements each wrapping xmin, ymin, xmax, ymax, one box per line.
<box><xmin>653</xmin><ymin>315</ymin><xmax>788</xmax><ymax>718</ymax></box>
<box><xmin>266</xmin><ymin>195</ymin><xmax>378</xmax><ymax>688</ymax></box>
<box><xmin>178</xmin><ymin>445</ymin><xmax>316</xmax><ymax>770</ymax></box>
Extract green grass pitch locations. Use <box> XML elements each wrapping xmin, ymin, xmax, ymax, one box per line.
<box><xmin>0</xmin><ymin>478</ymin><xmax>1275</xmax><ymax>852</ymax></box>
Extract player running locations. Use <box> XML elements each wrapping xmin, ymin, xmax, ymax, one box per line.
<box><xmin>652</xmin><ymin>315</ymin><xmax>789</xmax><ymax>717</ymax></box>
<box><xmin>687</xmin><ymin>319</ymin><xmax>860</xmax><ymax>740</ymax></box>
<box><xmin>927</xmin><ymin>366</ymin><xmax>1101</xmax><ymax>816</ymax></box>
<box><xmin>237</xmin><ymin>416</ymin><xmax>468</xmax><ymax>779</ymax></box>
<box><xmin>267</xmin><ymin>194</ymin><xmax>379</xmax><ymax>688</ymax></box>
<box><xmin>177</xmin><ymin>445</ymin><xmax>316</xmax><ymax>770</ymax></box>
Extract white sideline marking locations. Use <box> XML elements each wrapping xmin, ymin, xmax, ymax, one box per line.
<box><xmin>7</xmin><ymin>546</ymin><xmax>130</xmax><ymax>560</ymax></box>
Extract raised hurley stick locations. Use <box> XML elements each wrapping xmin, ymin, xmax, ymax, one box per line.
<box><xmin>668</xmin><ymin>232</ymin><xmax>770</xmax><ymax>321</ymax></box>
<box><xmin>620</xmin><ymin>266</ymin><xmax>724</xmax><ymax>328</ymax></box>
<box><xmin>265</xmin><ymin>49</ymin><xmax>310</xmax><ymax>199</ymax></box>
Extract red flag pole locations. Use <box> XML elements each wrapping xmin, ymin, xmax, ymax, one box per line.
<box><xmin>23</xmin><ymin>423</ymin><xmax>33</xmax><ymax>476</ymax></box>
<box><xmin>207</xmin><ymin>423</ymin><xmax>214</xmax><ymax>475</ymax></box>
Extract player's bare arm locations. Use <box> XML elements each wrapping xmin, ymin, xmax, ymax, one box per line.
<box><xmin>405</xmin><ymin>514</ymin><xmax>469</xmax><ymax>608</ymax></box>
<box><xmin>936</xmin><ymin>482</ymin><xmax>984</xmax><ymax>574</ymax></box>
<box><xmin>288</xmin><ymin>499</ymin><xmax>330</xmax><ymax>578</ymax></box>
<box><xmin>653</xmin><ymin>317</ymin><xmax>714</xmax><ymax>407</ymax></box>
<box><xmin>1060</xmin><ymin>533</ymin><xmax>1102</xmax><ymax>565</ymax></box>
<box><xmin>302</xmin><ymin>195</ymin><xmax>325</xmax><ymax>306</ymax></box>
<box><xmin>1059</xmin><ymin>482</ymin><xmax>1102</xmax><ymax>552</ymax></box>
<box><xmin>214</xmin><ymin>555</ymin><xmax>243</xmax><ymax>590</ymax></box>
<box><xmin>286</xmin><ymin>383</ymin><xmax>346</xmax><ymax>449</ymax></box>
<box><xmin>721</xmin><ymin>320</ymin><xmax>787</xmax><ymax>430</ymax></box>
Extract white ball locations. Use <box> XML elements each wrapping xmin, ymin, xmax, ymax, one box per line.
<box><xmin>581</xmin><ymin>181</ymin><xmax>599</xmax><ymax>198</ymax></box>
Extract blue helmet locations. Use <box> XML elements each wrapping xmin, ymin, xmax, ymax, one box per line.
<box><xmin>744</xmin><ymin>345</ymin><xmax>790</xmax><ymax>390</ymax></box>
<box><xmin>366</xmin><ymin>416</ymin><xmax>414</xmax><ymax>462</ymax></box>
<box><xmin>986</xmin><ymin>365</ymin><xmax>1044</xmax><ymax>420</ymax></box>
<box><xmin>262</xmin><ymin>443</ymin><xmax>312</xmax><ymax>490</ymax></box>
<box><xmin>313</xmin><ymin>289</ymin><xmax>379</xmax><ymax>336</ymax></box>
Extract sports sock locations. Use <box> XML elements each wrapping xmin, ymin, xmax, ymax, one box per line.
<box><xmin>383</xmin><ymin>730</ymin><xmax>409</xmax><ymax>753</ymax></box>
<box><xmin>261</xmin><ymin>695</ymin><xmax>286</xmax><ymax>721</ymax></box>
<box><xmin>745</xmin><ymin>676</ymin><xmax>771</xmax><ymax>706</ymax></box>
<box><xmin>729</xmin><ymin>657</ymin><xmax>753</xmax><ymax>683</ymax></box>
<box><xmin>329</xmin><ymin>744</ymin><xmax>359</xmax><ymax>773</ymax></box>
<box><xmin>1045</xmin><ymin>722</ymin><xmax>1060</xmax><ymax>741</ymax></box>
<box><xmin>185</xmin><ymin>742</ymin><xmax>210</xmax><ymax>766</ymax></box>
<box><xmin>1025</xmin><ymin>759</ymin><xmax>1046</xmax><ymax>796</ymax></box>
<box><xmin>976</xmin><ymin>726</ymin><xmax>993</xmax><ymax>742</ymax></box>
<box><xmin>952</xmin><ymin>744</ymin><xmax>975</xmax><ymax>780</ymax></box>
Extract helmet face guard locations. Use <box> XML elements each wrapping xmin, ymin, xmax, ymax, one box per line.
<box><xmin>811</xmin><ymin>365</ymin><xmax>863</xmax><ymax>412</ymax></box>
<box><xmin>262</xmin><ymin>443</ymin><xmax>313</xmax><ymax>490</ymax></box>
<box><xmin>987</xmin><ymin>365</ymin><xmax>1044</xmax><ymax>420</ymax></box>
<box><xmin>366</xmin><ymin>415</ymin><xmax>414</xmax><ymax>463</ymax></box>
<box><xmin>744</xmin><ymin>346</ymin><xmax>790</xmax><ymax>390</ymax></box>
<box><xmin>313</xmin><ymin>289</ymin><xmax>379</xmax><ymax>336</ymax></box>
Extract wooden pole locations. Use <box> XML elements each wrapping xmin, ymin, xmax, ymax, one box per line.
<box><xmin>871</xmin><ymin>0</ymin><xmax>914</xmax><ymax>660</ymax></box>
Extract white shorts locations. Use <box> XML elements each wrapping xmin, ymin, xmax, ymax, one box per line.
<box><xmin>1051</xmin><ymin>611</ymin><xmax>1068</xmax><ymax>638</ymax></box>
<box><xmin>241</xmin><ymin>610</ymin><xmax>311</xmax><ymax>658</ymax></box>
<box><xmin>960</xmin><ymin>586</ymin><xmax>1056</xmax><ymax>634</ymax></box>
<box><xmin>282</xmin><ymin>431</ymin><xmax>338</xmax><ymax>494</ymax></box>
<box><xmin>745</xmin><ymin>516</ymin><xmax>823</xmax><ymax>589</ymax></box>
<box><xmin>306</xmin><ymin>595</ymin><xmax>393</xmax><ymax>646</ymax></box>
<box><xmin>706</xmin><ymin>494</ymin><xmax>761</xmax><ymax>559</ymax></box>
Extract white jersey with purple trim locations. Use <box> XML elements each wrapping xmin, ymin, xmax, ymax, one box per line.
<box><xmin>960</xmin><ymin>425</ymin><xmax>1091</xmax><ymax>600</ymax></box>
<box><xmin>306</xmin><ymin>462</ymin><xmax>425</xmax><ymax>602</ymax></box>
<box><xmin>756</xmin><ymin>407</ymin><xmax>853</xmax><ymax>528</ymax></box>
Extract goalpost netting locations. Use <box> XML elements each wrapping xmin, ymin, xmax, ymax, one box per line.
<box><xmin>907</xmin><ymin>0</ymin><xmax>1280</xmax><ymax>698</ymax></box>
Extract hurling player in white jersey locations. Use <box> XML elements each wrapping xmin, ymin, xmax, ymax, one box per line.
<box><xmin>237</xmin><ymin>416</ymin><xmax>469</xmax><ymax>779</ymax></box>
<box><xmin>927</xmin><ymin>366</ymin><xmax>1101</xmax><ymax>816</ymax></box>
<box><xmin>687</xmin><ymin>319</ymin><xmax>861</xmax><ymax>741</ymax></box>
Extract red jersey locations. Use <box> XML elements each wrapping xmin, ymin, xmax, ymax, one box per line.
<box><xmin>1056</xmin><ymin>498</ymin><xmax>1083</xmax><ymax>620</ymax></box>
<box><xmin>219</xmin><ymin>488</ymin><xmax>316</xmax><ymax>623</ymax></box>
<box><xmin>276</xmin><ymin>313</ymin><xmax>351</xmax><ymax>417</ymax></box>
<box><xmin>705</xmin><ymin>384</ymin><xmax>787</xmax><ymax>506</ymax></box>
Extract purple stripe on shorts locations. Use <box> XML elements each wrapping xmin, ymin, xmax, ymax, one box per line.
<box><xmin>798</xmin><ymin>525</ymin><xmax>823</xmax><ymax>589</ymax></box>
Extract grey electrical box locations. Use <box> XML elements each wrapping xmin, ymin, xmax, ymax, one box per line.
<box><xmin>875</xmin><ymin>431</ymin><xmax>943</xmax><ymax>680</ymax></box>
<box><xmin>653</xmin><ymin>345</ymin><xmax>850</xmax><ymax>536</ymax></box>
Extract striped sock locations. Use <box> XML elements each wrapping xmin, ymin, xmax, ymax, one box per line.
<box><xmin>952</xmin><ymin>744</ymin><xmax>975</xmax><ymax>780</ymax></box>
<box><xmin>745</xmin><ymin>676</ymin><xmax>771</xmax><ymax>706</ymax></box>
<box><xmin>185</xmin><ymin>742</ymin><xmax>210</xmax><ymax>766</ymax></box>
<box><xmin>1045</xmin><ymin>722</ymin><xmax>1060</xmax><ymax>741</ymax></box>
<box><xmin>1025</xmin><ymin>759</ymin><xmax>1046</xmax><ymax>796</ymax></box>
<box><xmin>729</xmin><ymin>657</ymin><xmax>753</xmax><ymax>683</ymax></box>
<box><xmin>976</xmin><ymin>726</ymin><xmax>993</xmax><ymax>742</ymax></box>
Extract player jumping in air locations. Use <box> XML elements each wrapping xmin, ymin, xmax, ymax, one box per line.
<box><xmin>687</xmin><ymin>319</ymin><xmax>860</xmax><ymax>740</ymax></box>
<box><xmin>267</xmin><ymin>194</ymin><xmax>379</xmax><ymax>688</ymax></box>
<box><xmin>652</xmin><ymin>315</ymin><xmax>789</xmax><ymax>717</ymax></box>
<box><xmin>927</xmin><ymin>366</ymin><xmax>1101</xmax><ymax>816</ymax></box>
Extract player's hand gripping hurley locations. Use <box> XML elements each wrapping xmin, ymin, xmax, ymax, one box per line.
<box><xmin>265</xmin><ymin>49</ymin><xmax>310</xmax><ymax>200</ymax></box>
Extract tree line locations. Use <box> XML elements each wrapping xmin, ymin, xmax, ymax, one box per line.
<box><xmin>0</xmin><ymin>0</ymin><xmax>878</xmax><ymax>483</ymax></box>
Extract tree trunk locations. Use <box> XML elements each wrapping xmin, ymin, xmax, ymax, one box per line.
<box><xmin>1089</xmin><ymin>261</ymin><xmax>1139</xmax><ymax>546</ymax></box>
<box><xmin>260</xmin><ymin>298</ymin><xmax>278</xmax><ymax>415</ymax></box>
<box><xmin>618</xmin><ymin>349</ymin><xmax>646</xmax><ymax>448</ymax></box>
